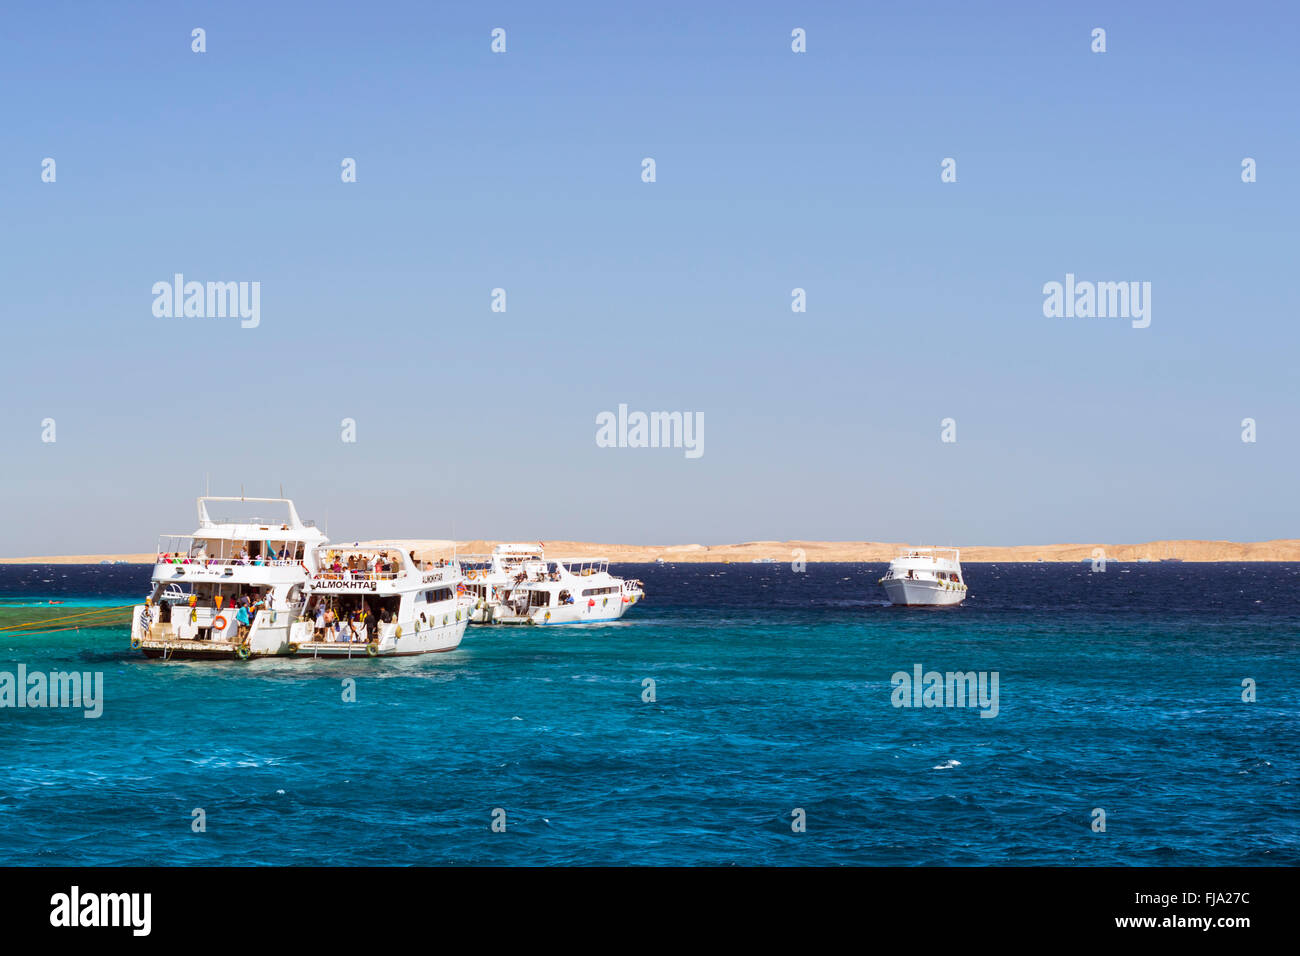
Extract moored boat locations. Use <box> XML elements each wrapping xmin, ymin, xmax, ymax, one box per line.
<box><xmin>493</xmin><ymin>557</ymin><xmax>644</xmax><ymax>625</ymax></box>
<box><xmin>879</xmin><ymin>547</ymin><xmax>967</xmax><ymax>607</ymax></box>
<box><xmin>459</xmin><ymin>543</ymin><xmax>549</xmax><ymax>623</ymax></box>
<box><xmin>131</xmin><ymin>497</ymin><xmax>326</xmax><ymax>659</ymax></box>
<box><xmin>290</xmin><ymin>544</ymin><xmax>474</xmax><ymax>657</ymax></box>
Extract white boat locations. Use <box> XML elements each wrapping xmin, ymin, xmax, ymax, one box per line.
<box><xmin>131</xmin><ymin>497</ymin><xmax>327</xmax><ymax>659</ymax></box>
<box><xmin>879</xmin><ymin>547</ymin><xmax>967</xmax><ymax>607</ymax></box>
<box><xmin>289</xmin><ymin>544</ymin><xmax>474</xmax><ymax>658</ymax></box>
<box><xmin>459</xmin><ymin>543</ymin><xmax>550</xmax><ymax>623</ymax></box>
<box><xmin>493</xmin><ymin>557</ymin><xmax>644</xmax><ymax>625</ymax></box>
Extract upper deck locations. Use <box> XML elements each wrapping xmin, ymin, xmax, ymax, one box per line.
<box><xmin>305</xmin><ymin>544</ymin><xmax>461</xmax><ymax>594</ymax></box>
<box><xmin>151</xmin><ymin>497</ymin><xmax>327</xmax><ymax>582</ymax></box>
<box><xmin>509</xmin><ymin>557</ymin><xmax>618</xmax><ymax>590</ymax></box>
<box><xmin>888</xmin><ymin>546</ymin><xmax>962</xmax><ymax>570</ymax></box>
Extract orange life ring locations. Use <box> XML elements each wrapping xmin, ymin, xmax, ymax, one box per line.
<box><xmin>213</xmin><ymin>615</ymin><xmax>229</xmax><ymax>630</ymax></box>
<box><xmin>468</xmin><ymin>570</ymin><xmax>477</xmax><ymax>581</ymax></box>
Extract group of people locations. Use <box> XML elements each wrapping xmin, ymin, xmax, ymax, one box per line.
<box><xmin>157</xmin><ymin>544</ymin><xmax>302</xmax><ymax>567</ymax></box>
<box><xmin>316</xmin><ymin>551</ymin><xmax>401</xmax><ymax>580</ymax></box>
<box><xmin>150</xmin><ymin>590</ymin><xmax>272</xmax><ymax>642</ymax></box>
<box><xmin>313</xmin><ymin>550</ymin><xmax>454</xmax><ymax>579</ymax></box>
<box><xmin>306</xmin><ymin>599</ymin><xmax>393</xmax><ymax>643</ymax></box>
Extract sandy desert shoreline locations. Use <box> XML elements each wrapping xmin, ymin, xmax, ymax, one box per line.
<box><xmin>3</xmin><ymin>538</ymin><xmax>1299</xmax><ymax>565</ymax></box>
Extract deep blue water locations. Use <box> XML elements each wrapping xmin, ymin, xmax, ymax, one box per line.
<box><xmin>1</xmin><ymin>562</ymin><xmax>1297</xmax><ymax>866</ymax></box>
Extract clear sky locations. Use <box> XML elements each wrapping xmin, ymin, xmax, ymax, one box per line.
<box><xmin>2</xmin><ymin>1</ymin><xmax>1297</xmax><ymax>555</ymax></box>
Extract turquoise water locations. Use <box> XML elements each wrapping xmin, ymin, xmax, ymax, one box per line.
<box><xmin>2</xmin><ymin>562</ymin><xmax>1297</xmax><ymax>865</ymax></box>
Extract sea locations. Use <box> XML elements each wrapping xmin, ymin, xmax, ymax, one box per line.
<box><xmin>1</xmin><ymin>561</ymin><xmax>1296</xmax><ymax>866</ymax></box>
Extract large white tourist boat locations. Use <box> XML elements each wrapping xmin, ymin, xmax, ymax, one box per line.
<box><xmin>288</xmin><ymin>544</ymin><xmax>474</xmax><ymax>657</ymax></box>
<box><xmin>131</xmin><ymin>497</ymin><xmax>326</xmax><ymax>659</ymax></box>
<box><xmin>879</xmin><ymin>547</ymin><xmax>968</xmax><ymax>607</ymax></box>
<box><xmin>494</xmin><ymin>557</ymin><xmax>645</xmax><ymax>625</ymax></box>
<box><xmin>459</xmin><ymin>543</ymin><xmax>549</xmax><ymax>623</ymax></box>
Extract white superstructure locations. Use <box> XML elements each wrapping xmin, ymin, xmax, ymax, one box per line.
<box><xmin>460</xmin><ymin>543</ymin><xmax>550</xmax><ymax>623</ymax></box>
<box><xmin>289</xmin><ymin>544</ymin><xmax>474</xmax><ymax>657</ymax></box>
<box><xmin>879</xmin><ymin>547</ymin><xmax>968</xmax><ymax>607</ymax></box>
<box><xmin>131</xmin><ymin>497</ymin><xmax>327</xmax><ymax>659</ymax></box>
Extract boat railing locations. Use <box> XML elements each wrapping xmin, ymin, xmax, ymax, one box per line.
<box><xmin>157</xmin><ymin>555</ymin><xmax>306</xmax><ymax>568</ymax></box>
<box><xmin>895</xmin><ymin>547</ymin><xmax>961</xmax><ymax>562</ymax></box>
<box><xmin>310</xmin><ymin>569</ymin><xmax>404</xmax><ymax>582</ymax></box>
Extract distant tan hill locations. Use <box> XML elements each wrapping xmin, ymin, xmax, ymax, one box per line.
<box><xmin>5</xmin><ymin>538</ymin><xmax>1300</xmax><ymax>564</ymax></box>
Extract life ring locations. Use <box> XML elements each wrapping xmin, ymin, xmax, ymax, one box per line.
<box><xmin>544</xmin><ymin>611</ymin><xmax>551</xmax><ymax>622</ymax></box>
<box><xmin>287</xmin><ymin>643</ymin><xmax>299</xmax><ymax>654</ymax></box>
<box><xmin>395</xmin><ymin>625</ymin><xmax>402</xmax><ymax>638</ymax></box>
<box><xmin>468</xmin><ymin>570</ymin><xmax>477</xmax><ymax>581</ymax></box>
<box><xmin>455</xmin><ymin>609</ymin><xmax>462</xmax><ymax>621</ymax></box>
<box><xmin>236</xmin><ymin>643</ymin><xmax>251</xmax><ymax>660</ymax></box>
<box><xmin>130</xmin><ymin>636</ymin><xmax>142</xmax><ymax>649</ymax></box>
<box><xmin>442</xmin><ymin>615</ymin><xmax>448</xmax><ymax>626</ymax></box>
<box><xmin>366</xmin><ymin>642</ymin><xmax>379</xmax><ymax>657</ymax></box>
<box><xmin>603</xmin><ymin>597</ymin><xmax>609</xmax><ymax>607</ymax></box>
<box><xmin>213</xmin><ymin>615</ymin><xmax>228</xmax><ymax>630</ymax></box>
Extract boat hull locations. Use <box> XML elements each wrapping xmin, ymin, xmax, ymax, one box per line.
<box><xmin>498</xmin><ymin>594</ymin><xmax>640</xmax><ymax>625</ymax></box>
<box><xmin>289</xmin><ymin>618</ymin><xmax>468</xmax><ymax>657</ymax></box>
<box><xmin>881</xmin><ymin>579</ymin><xmax>966</xmax><ymax>607</ymax></box>
<box><xmin>132</xmin><ymin>603</ymin><xmax>300</xmax><ymax>658</ymax></box>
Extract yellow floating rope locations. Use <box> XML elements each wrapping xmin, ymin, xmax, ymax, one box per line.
<box><xmin>0</xmin><ymin>604</ymin><xmax>135</xmax><ymax>632</ymax></box>
<box><xmin>5</xmin><ymin>623</ymin><xmax>127</xmax><ymax>636</ymax></box>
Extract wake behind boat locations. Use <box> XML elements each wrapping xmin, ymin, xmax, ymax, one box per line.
<box><xmin>879</xmin><ymin>547</ymin><xmax>967</xmax><ymax>607</ymax></box>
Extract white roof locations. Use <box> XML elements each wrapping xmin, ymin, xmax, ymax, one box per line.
<box><xmin>187</xmin><ymin>497</ymin><xmax>326</xmax><ymax>543</ymax></box>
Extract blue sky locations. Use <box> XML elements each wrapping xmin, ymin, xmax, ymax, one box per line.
<box><xmin>2</xmin><ymin>1</ymin><xmax>1297</xmax><ymax>554</ymax></box>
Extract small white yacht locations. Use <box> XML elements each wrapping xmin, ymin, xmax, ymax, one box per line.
<box><xmin>131</xmin><ymin>497</ymin><xmax>327</xmax><ymax>659</ymax></box>
<box><xmin>879</xmin><ymin>547</ymin><xmax>967</xmax><ymax>607</ymax></box>
<box><xmin>459</xmin><ymin>543</ymin><xmax>550</xmax><ymax>623</ymax></box>
<box><xmin>493</xmin><ymin>557</ymin><xmax>644</xmax><ymax>625</ymax></box>
<box><xmin>289</xmin><ymin>544</ymin><xmax>474</xmax><ymax>657</ymax></box>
